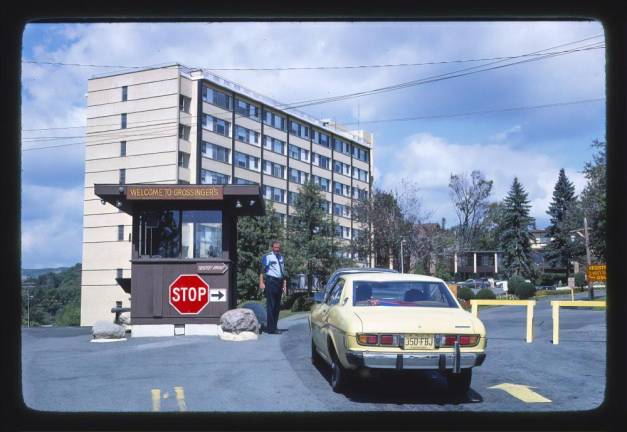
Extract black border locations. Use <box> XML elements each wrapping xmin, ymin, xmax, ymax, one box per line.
<box><xmin>5</xmin><ymin>1</ymin><xmax>626</xmax><ymax>431</ymax></box>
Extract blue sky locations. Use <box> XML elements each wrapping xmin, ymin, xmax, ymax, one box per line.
<box><xmin>21</xmin><ymin>21</ymin><xmax>606</xmax><ymax>268</ymax></box>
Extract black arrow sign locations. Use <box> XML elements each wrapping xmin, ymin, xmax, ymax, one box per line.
<box><xmin>211</xmin><ymin>291</ymin><xmax>225</xmax><ymax>300</ymax></box>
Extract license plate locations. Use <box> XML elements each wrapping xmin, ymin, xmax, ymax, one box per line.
<box><xmin>403</xmin><ymin>334</ymin><xmax>435</xmax><ymax>350</ymax></box>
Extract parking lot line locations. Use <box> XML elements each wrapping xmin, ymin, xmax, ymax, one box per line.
<box><xmin>174</xmin><ymin>386</ymin><xmax>187</xmax><ymax>412</ymax></box>
<box><xmin>489</xmin><ymin>383</ymin><xmax>552</xmax><ymax>403</ymax></box>
<box><xmin>151</xmin><ymin>389</ymin><xmax>161</xmax><ymax>412</ymax></box>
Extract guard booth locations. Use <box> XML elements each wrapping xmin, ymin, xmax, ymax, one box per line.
<box><xmin>95</xmin><ymin>184</ymin><xmax>264</xmax><ymax>337</ymax></box>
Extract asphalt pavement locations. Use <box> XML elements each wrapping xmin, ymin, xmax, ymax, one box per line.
<box><xmin>21</xmin><ymin>290</ymin><xmax>606</xmax><ymax>412</ymax></box>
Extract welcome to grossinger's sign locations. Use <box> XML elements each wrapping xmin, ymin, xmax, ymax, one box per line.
<box><xmin>125</xmin><ymin>185</ymin><xmax>224</xmax><ymax>200</ymax></box>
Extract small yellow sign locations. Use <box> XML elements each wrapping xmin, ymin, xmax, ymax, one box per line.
<box><xmin>587</xmin><ymin>264</ymin><xmax>606</xmax><ymax>282</ymax></box>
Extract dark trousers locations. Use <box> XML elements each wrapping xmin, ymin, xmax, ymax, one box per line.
<box><xmin>264</xmin><ymin>276</ymin><xmax>283</xmax><ymax>333</ymax></box>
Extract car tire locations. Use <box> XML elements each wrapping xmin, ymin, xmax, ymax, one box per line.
<box><xmin>329</xmin><ymin>344</ymin><xmax>352</xmax><ymax>393</ymax></box>
<box><xmin>446</xmin><ymin>368</ymin><xmax>472</xmax><ymax>396</ymax></box>
<box><xmin>311</xmin><ymin>339</ymin><xmax>323</xmax><ymax>367</ymax></box>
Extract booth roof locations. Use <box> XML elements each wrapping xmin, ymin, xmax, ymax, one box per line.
<box><xmin>94</xmin><ymin>184</ymin><xmax>265</xmax><ymax>216</ymax></box>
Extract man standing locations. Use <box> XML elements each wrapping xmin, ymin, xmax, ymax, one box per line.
<box><xmin>259</xmin><ymin>240</ymin><xmax>287</xmax><ymax>334</ymax></box>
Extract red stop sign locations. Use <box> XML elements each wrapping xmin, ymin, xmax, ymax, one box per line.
<box><xmin>169</xmin><ymin>274</ymin><xmax>210</xmax><ymax>315</ymax></box>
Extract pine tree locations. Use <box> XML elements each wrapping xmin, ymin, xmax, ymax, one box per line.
<box><xmin>545</xmin><ymin>169</ymin><xmax>584</xmax><ymax>278</ymax></box>
<box><xmin>499</xmin><ymin>178</ymin><xmax>534</xmax><ymax>277</ymax></box>
<box><xmin>581</xmin><ymin>139</ymin><xmax>606</xmax><ymax>262</ymax></box>
<box><xmin>287</xmin><ymin>181</ymin><xmax>349</xmax><ymax>293</ymax></box>
<box><xmin>236</xmin><ymin>202</ymin><xmax>285</xmax><ymax>302</ymax></box>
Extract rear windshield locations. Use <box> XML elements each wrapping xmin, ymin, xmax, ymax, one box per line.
<box><xmin>352</xmin><ymin>281</ymin><xmax>458</xmax><ymax>308</ymax></box>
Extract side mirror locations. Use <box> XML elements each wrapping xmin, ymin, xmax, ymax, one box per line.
<box><xmin>314</xmin><ymin>292</ymin><xmax>325</xmax><ymax>303</ymax></box>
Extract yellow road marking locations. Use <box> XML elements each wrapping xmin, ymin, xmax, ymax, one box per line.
<box><xmin>151</xmin><ymin>389</ymin><xmax>161</xmax><ymax>411</ymax></box>
<box><xmin>489</xmin><ymin>383</ymin><xmax>552</xmax><ymax>403</ymax></box>
<box><xmin>174</xmin><ymin>386</ymin><xmax>187</xmax><ymax>412</ymax></box>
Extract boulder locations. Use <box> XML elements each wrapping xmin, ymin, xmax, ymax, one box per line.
<box><xmin>92</xmin><ymin>320</ymin><xmax>126</xmax><ymax>339</ymax></box>
<box><xmin>239</xmin><ymin>302</ymin><xmax>267</xmax><ymax>331</ymax></box>
<box><xmin>118</xmin><ymin>312</ymin><xmax>131</xmax><ymax>326</ymax></box>
<box><xmin>217</xmin><ymin>326</ymin><xmax>258</xmax><ymax>341</ymax></box>
<box><xmin>220</xmin><ymin>308</ymin><xmax>260</xmax><ymax>334</ymax></box>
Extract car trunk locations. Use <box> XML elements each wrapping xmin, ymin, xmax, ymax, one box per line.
<box><xmin>352</xmin><ymin>307</ymin><xmax>476</xmax><ymax>334</ymax></box>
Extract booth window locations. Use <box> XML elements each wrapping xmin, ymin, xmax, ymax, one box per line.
<box><xmin>138</xmin><ymin>209</ymin><xmax>222</xmax><ymax>259</ymax></box>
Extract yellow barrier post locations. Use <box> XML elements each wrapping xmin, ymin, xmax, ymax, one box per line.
<box><xmin>550</xmin><ymin>300</ymin><xmax>606</xmax><ymax>345</ymax></box>
<box><xmin>470</xmin><ymin>299</ymin><xmax>536</xmax><ymax>343</ymax></box>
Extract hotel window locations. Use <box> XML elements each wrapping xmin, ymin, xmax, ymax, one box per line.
<box><xmin>179</xmin><ymin>95</ymin><xmax>191</xmax><ymax>113</ymax></box>
<box><xmin>202</xmin><ymin>141</ymin><xmax>230</xmax><ymax>163</ymax></box>
<box><xmin>234</xmin><ymin>177</ymin><xmax>257</xmax><ymax>185</ymax></box>
<box><xmin>319</xmin><ymin>200</ymin><xmax>331</xmax><ymax>214</ymax></box>
<box><xmin>288</xmin><ymin>191</ymin><xmax>299</xmax><ymax>205</ymax></box>
<box><xmin>289</xmin><ymin>168</ymin><xmax>308</xmax><ymax>184</ymax></box>
<box><xmin>121</xmin><ymin>86</ymin><xmax>128</xmax><ymax>101</ymax></box>
<box><xmin>314</xmin><ymin>130</ymin><xmax>330</xmax><ymax>148</ymax></box>
<box><xmin>234</xmin><ymin>152</ymin><xmax>260</xmax><ymax>171</ymax></box>
<box><xmin>202</xmin><ymin>114</ymin><xmax>231</xmax><ymax>137</ymax></box>
<box><xmin>263</xmin><ymin>110</ymin><xmax>286</xmax><ymax>131</ymax></box>
<box><xmin>263</xmin><ymin>135</ymin><xmax>286</xmax><ymax>155</ymax></box>
<box><xmin>202</xmin><ymin>85</ymin><xmax>232</xmax><ymax>110</ymax></box>
<box><xmin>178</xmin><ymin>124</ymin><xmax>191</xmax><ymax>141</ymax></box>
<box><xmin>288</xmin><ymin>144</ymin><xmax>309</xmax><ymax>162</ymax></box>
<box><xmin>334</xmin><ymin>138</ymin><xmax>350</xmax><ymax>155</ymax></box>
<box><xmin>235</xmin><ymin>125</ymin><xmax>260</xmax><ymax>146</ymax></box>
<box><xmin>352</xmin><ymin>167</ymin><xmax>368</xmax><ymax>182</ymax></box>
<box><xmin>335</xmin><ymin>226</ymin><xmax>351</xmax><ymax>239</ymax></box>
<box><xmin>121</xmin><ymin>113</ymin><xmax>127</xmax><ymax>129</ymax></box>
<box><xmin>334</xmin><ymin>161</ymin><xmax>350</xmax><ymax>177</ymax></box>
<box><xmin>263</xmin><ymin>161</ymin><xmax>285</xmax><ymax>179</ymax></box>
<box><xmin>201</xmin><ymin>169</ymin><xmax>230</xmax><ymax>185</ymax></box>
<box><xmin>120</xmin><ymin>141</ymin><xmax>126</xmax><ymax>157</ymax></box>
<box><xmin>352</xmin><ymin>145</ymin><xmax>369</xmax><ymax>162</ymax></box>
<box><xmin>312</xmin><ymin>175</ymin><xmax>330</xmax><ymax>192</ymax></box>
<box><xmin>262</xmin><ymin>185</ymin><xmax>286</xmax><ymax>203</ymax></box>
<box><xmin>334</xmin><ymin>181</ymin><xmax>351</xmax><ymax>197</ymax></box>
<box><xmin>119</xmin><ymin>168</ymin><xmax>126</xmax><ymax>184</ymax></box>
<box><xmin>352</xmin><ymin>187</ymin><xmax>368</xmax><ymax>200</ymax></box>
<box><xmin>235</xmin><ymin>98</ymin><xmax>260</xmax><ymax>121</ymax></box>
<box><xmin>289</xmin><ymin>120</ymin><xmax>309</xmax><ymax>139</ymax></box>
<box><xmin>333</xmin><ymin>203</ymin><xmax>351</xmax><ymax>218</ymax></box>
<box><xmin>178</xmin><ymin>151</ymin><xmax>190</xmax><ymax>168</ymax></box>
<box><xmin>312</xmin><ymin>153</ymin><xmax>330</xmax><ymax>170</ymax></box>
<box><xmin>117</xmin><ymin>225</ymin><xmax>124</xmax><ymax>241</ymax></box>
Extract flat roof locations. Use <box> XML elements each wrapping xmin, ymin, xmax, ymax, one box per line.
<box><xmin>94</xmin><ymin>184</ymin><xmax>265</xmax><ymax>216</ymax></box>
<box><xmin>90</xmin><ymin>62</ymin><xmax>372</xmax><ymax>148</ymax></box>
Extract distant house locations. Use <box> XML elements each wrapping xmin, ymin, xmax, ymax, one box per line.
<box><xmin>453</xmin><ymin>250</ymin><xmax>502</xmax><ymax>280</ymax></box>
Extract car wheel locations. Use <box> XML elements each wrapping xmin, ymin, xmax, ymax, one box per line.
<box><xmin>446</xmin><ymin>368</ymin><xmax>472</xmax><ymax>396</ymax></box>
<box><xmin>311</xmin><ymin>339</ymin><xmax>323</xmax><ymax>367</ymax></box>
<box><xmin>329</xmin><ymin>345</ymin><xmax>352</xmax><ymax>393</ymax></box>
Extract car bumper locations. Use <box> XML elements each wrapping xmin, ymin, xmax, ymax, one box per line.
<box><xmin>346</xmin><ymin>350</ymin><xmax>486</xmax><ymax>370</ymax></box>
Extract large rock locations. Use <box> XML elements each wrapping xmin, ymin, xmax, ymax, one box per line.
<box><xmin>118</xmin><ymin>312</ymin><xmax>131</xmax><ymax>326</ymax></box>
<box><xmin>217</xmin><ymin>326</ymin><xmax>258</xmax><ymax>341</ymax></box>
<box><xmin>239</xmin><ymin>302</ymin><xmax>267</xmax><ymax>331</ymax></box>
<box><xmin>220</xmin><ymin>308</ymin><xmax>260</xmax><ymax>334</ymax></box>
<box><xmin>92</xmin><ymin>320</ymin><xmax>126</xmax><ymax>339</ymax></box>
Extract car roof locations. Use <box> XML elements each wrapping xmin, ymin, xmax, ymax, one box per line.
<box><xmin>340</xmin><ymin>272</ymin><xmax>445</xmax><ymax>283</ymax></box>
<box><xmin>333</xmin><ymin>267</ymin><xmax>398</xmax><ymax>275</ymax></box>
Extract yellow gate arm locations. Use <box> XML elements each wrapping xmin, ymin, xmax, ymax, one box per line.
<box><xmin>470</xmin><ymin>299</ymin><xmax>536</xmax><ymax>343</ymax></box>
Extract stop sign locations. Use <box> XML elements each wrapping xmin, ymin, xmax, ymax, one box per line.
<box><xmin>169</xmin><ymin>274</ymin><xmax>210</xmax><ymax>315</ymax></box>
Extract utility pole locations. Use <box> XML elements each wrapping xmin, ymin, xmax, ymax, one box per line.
<box><xmin>400</xmin><ymin>239</ymin><xmax>405</xmax><ymax>273</ymax></box>
<box><xmin>22</xmin><ymin>282</ymin><xmax>36</xmax><ymax>327</ymax></box>
<box><xmin>584</xmin><ymin>216</ymin><xmax>593</xmax><ymax>300</ymax></box>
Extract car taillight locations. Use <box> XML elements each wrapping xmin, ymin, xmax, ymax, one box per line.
<box><xmin>357</xmin><ymin>334</ymin><xmax>379</xmax><ymax>345</ymax></box>
<box><xmin>437</xmin><ymin>334</ymin><xmax>480</xmax><ymax>347</ymax></box>
<box><xmin>379</xmin><ymin>335</ymin><xmax>397</xmax><ymax>346</ymax></box>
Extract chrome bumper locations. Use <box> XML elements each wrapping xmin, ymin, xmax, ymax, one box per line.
<box><xmin>346</xmin><ymin>350</ymin><xmax>485</xmax><ymax>371</ymax></box>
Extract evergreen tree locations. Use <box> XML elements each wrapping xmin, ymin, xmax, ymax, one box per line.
<box><xmin>581</xmin><ymin>139</ymin><xmax>607</xmax><ymax>262</ymax></box>
<box><xmin>236</xmin><ymin>202</ymin><xmax>285</xmax><ymax>302</ymax></box>
<box><xmin>287</xmin><ymin>181</ymin><xmax>349</xmax><ymax>293</ymax></box>
<box><xmin>499</xmin><ymin>178</ymin><xmax>534</xmax><ymax>277</ymax></box>
<box><xmin>545</xmin><ymin>169</ymin><xmax>584</xmax><ymax>278</ymax></box>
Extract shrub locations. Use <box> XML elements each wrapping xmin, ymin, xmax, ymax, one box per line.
<box><xmin>515</xmin><ymin>282</ymin><xmax>536</xmax><ymax>299</ymax></box>
<box><xmin>475</xmin><ymin>288</ymin><xmax>496</xmax><ymax>300</ymax></box>
<box><xmin>290</xmin><ymin>295</ymin><xmax>314</xmax><ymax>312</ymax></box>
<box><xmin>574</xmin><ymin>272</ymin><xmax>586</xmax><ymax>288</ymax></box>
<box><xmin>507</xmin><ymin>275</ymin><xmax>527</xmax><ymax>297</ymax></box>
<box><xmin>457</xmin><ymin>286</ymin><xmax>475</xmax><ymax>301</ymax></box>
<box><xmin>281</xmin><ymin>292</ymin><xmax>307</xmax><ymax>310</ymax></box>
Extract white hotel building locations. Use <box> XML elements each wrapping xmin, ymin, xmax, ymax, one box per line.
<box><xmin>81</xmin><ymin>64</ymin><xmax>374</xmax><ymax>326</ymax></box>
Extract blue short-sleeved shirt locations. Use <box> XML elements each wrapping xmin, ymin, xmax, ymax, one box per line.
<box><xmin>261</xmin><ymin>252</ymin><xmax>285</xmax><ymax>279</ymax></box>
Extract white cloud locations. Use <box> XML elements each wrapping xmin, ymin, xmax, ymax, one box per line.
<box><xmin>377</xmin><ymin>132</ymin><xmax>586</xmax><ymax>227</ymax></box>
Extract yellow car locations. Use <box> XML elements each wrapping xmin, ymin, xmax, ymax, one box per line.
<box><xmin>309</xmin><ymin>272</ymin><xmax>487</xmax><ymax>394</ymax></box>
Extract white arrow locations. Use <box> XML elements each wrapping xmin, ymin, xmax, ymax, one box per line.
<box><xmin>489</xmin><ymin>383</ymin><xmax>551</xmax><ymax>403</ymax></box>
